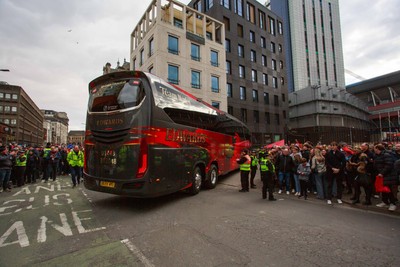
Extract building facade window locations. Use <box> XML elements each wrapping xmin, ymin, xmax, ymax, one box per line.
<box><xmin>272</xmin><ymin>76</ymin><xmax>278</xmax><ymax>88</ymax></box>
<box><xmin>168</xmin><ymin>35</ymin><xmax>179</xmax><ymax>55</ymax></box>
<box><xmin>191</xmin><ymin>70</ymin><xmax>201</xmax><ymax>89</ymax></box>
<box><xmin>240</xmin><ymin>86</ymin><xmax>246</xmax><ymax>100</ymax></box>
<box><xmin>251</xmin><ymin>69</ymin><xmax>257</xmax><ymax>82</ymax></box>
<box><xmin>5</xmin><ymin>93</ymin><xmax>10</xmax><ymax>99</ymax></box>
<box><xmin>274</xmin><ymin>95</ymin><xmax>279</xmax><ymax>106</ymax></box>
<box><xmin>11</xmin><ymin>106</ymin><xmax>17</xmax><ymax>112</ymax></box>
<box><xmin>227</xmin><ymin>83</ymin><xmax>232</xmax><ymax>97</ymax></box>
<box><xmin>223</xmin><ymin>16</ymin><xmax>230</xmax><ymax>31</ymax></box>
<box><xmin>210</xmin><ymin>50</ymin><xmax>219</xmax><ymax>66</ymax></box>
<box><xmin>174</xmin><ymin>18</ymin><xmax>183</xmax><ymax>28</ymax></box>
<box><xmin>270</xmin><ymin>42</ymin><xmax>276</xmax><ymax>53</ymax></box>
<box><xmin>279</xmin><ymin>60</ymin><xmax>283</xmax><ymax>69</ymax></box>
<box><xmin>221</xmin><ymin>0</ymin><xmax>230</xmax><ymax>9</ymax></box>
<box><xmin>140</xmin><ymin>48</ymin><xmax>144</xmax><ymax>66</ymax></box>
<box><xmin>234</xmin><ymin>0</ymin><xmax>243</xmax><ymax>17</ymax></box>
<box><xmin>237</xmin><ymin>24</ymin><xmax>243</xmax><ymax>37</ymax></box>
<box><xmin>249</xmin><ymin>30</ymin><xmax>255</xmax><ymax>43</ymax></box>
<box><xmin>278</xmin><ymin>21</ymin><xmax>283</xmax><ymax>35</ymax></box>
<box><xmin>149</xmin><ymin>38</ymin><xmax>154</xmax><ymax>56</ymax></box>
<box><xmin>263</xmin><ymin>73</ymin><xmax>268</xmax><ymax>85</ymax></box>
<box><xmin>259</xmin><ymin>10</ymin><xmax>266</xmax><ymax>30</ymax></box>
<box><xmin>269</xmin><ymin>17</ymin><xmax>275</xmax><ymax>35</ymax></box>
<box><xmin>225</xmin><ymin>39</ymin><xmax>231</xmax><ymax>52</ymax></box>
<box><xmin>206</xmin><ymin>0</ymin><xmax>213</xmax><ymax>11</ymax></box>
<box><xmin>250</xmin><ymin>50</ymin><xmax>256</xmax><ymax>62</ymax></box>
<box><xmin>0</xmin><ymin>93</ymin><xmax>3</xmax><ymax>99</ymax></box>
<box><xmin>278</xmin><ymin>44</ymin><xmax>282</xmax><ymax>53</ymax></box>
<box><xmin>272</xmin><ymin>59</ymin><xmax>277</xmax><ymax>70</ymax></box>
<box><xmin>212</xmin><ymin>101</ymin><xmax>220</xmax><ymax>109</ymax></box>
<box><xmin>282</xmin><ymin>93</ymin><xmax>286</xmax><ymax>102</ymax></box>
<box><xmin>211</xmin><ymin>76</ymin><xmax>219</xmax><ymax>92</ymax></box>
<box><xmin>264</xmin><ymin>92</ymin><xmax>269</xmax><ymax>104</ymax></box>
<box><xmin>261</xmin><ymin>36</ymin><xmax>266</xmax><ymax>48</ymax></box>
<box><xmin>226</xmin><ymin>60</ymin><xmax>232</xmax><ymax>74</ymax></box>
<box><xmin>4</xmin><ymin>106</ymin><xmax>10</xmax><ymax>112</ymax></box>
<box><xmin>239</xmin><ymin>65</ymin><xmax>245</xmax><ymax>78</ymax></box>
<box><xmin>168</xmin><ymin>64</ymin><xmax>179</xmax><ymax>84</ymax></box>
<box><xmin>252</xmin><ymin>89</ymin><xmax>258</xmax><ymax>102</ymax></box>
<box><xmin>191</xmin><ymin>43</ymin><xmax>200</xmax><ymax>61</ymax></box>
<box><xmin>238</xmin><ymin>44</ymin><xmax>244</xmax><ymax>57</ymax></box>
<box><xmin>246</xmin><ymin>3</ymin><xmax>255</xmax><ymax>23</ymax></box>
<box><xmin>262</xmin><ymin>55</ymin><xmax>267</xmax><ymax>66</ymax></box>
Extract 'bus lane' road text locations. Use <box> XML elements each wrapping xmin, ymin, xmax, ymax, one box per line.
<box><xmin>0</xmin><ymin>182</ymin><xmax>106</xmax><ymax>248</ymax></box>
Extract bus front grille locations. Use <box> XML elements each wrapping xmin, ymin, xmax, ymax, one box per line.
<box><xmin>91</xmin><ymin>128</ymin><xmax>131</xmax><ymax>144</ymax></box>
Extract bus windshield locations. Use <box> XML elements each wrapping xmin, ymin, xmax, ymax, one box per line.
<box><xmin>88</xmin><ymin>79</ymin><xmax>145</xmax><ymax>112</ymax></box>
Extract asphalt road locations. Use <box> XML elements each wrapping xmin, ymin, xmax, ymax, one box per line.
<box><xmin>0</xmin><ymin>172</ymin><xmax>399</xmax><ymax>267</ymax></box>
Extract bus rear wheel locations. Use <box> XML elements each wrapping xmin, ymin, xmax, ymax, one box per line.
<box><xmin>205</xmin><ymin>164</ymin><xmax>218</xmax><ymax>189</ymax></box>
<box><xmin>188</xmin><ymin>166</ymin><xmax>202</xmax><ymax>195</ymax></box>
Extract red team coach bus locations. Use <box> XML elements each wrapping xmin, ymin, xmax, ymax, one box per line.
<box><xmin>83</xmin><ymin>71</ymin><xmax>251</xmax><ymax>197</ymax></box>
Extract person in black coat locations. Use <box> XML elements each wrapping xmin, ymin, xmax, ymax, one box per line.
<box><xmin>26</xmin><ymin>149</ymin><xmax>40</xmax><ymax>183</ymax></box>
<box><xmin>325</xmin><ymin>141</ymin><xmax>346</xmax><ymax>204</ymax></box>
<box><xmin>373</xmin><ymin>144</ymin><xmax>398</xmax><ymax>211</ymax></box>
<box><xmin>275</xmin><ymin>148</ymin><xmax>295</xmax><ymax>194</ymax></box>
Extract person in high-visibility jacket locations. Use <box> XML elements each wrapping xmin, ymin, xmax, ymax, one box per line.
<box><xmin>259</xmin><ymin>152</ymin><xmax>277</xmax><ymax>201</ymax></box>
<box><xmin>250</xmin><ymin>150</ymin><xmax>259</xmax><ymax>189</ymax></box>
<box><xmin>15</xmin><ymin>150</ymin><xmax>27</xmax><ymax>187</ymax></box>
<box><xmin>67</xmin><ymin>145</ymin><xmax>84</xmax><ymax>188</ymax></box>
<box><xmin>236</xmin><ymin>149</ymin><xmax>251</xmax><ymax>192</ymax></box>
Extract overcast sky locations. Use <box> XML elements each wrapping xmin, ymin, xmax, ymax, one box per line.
<box><xmin>0</xmin><ymin>0</ymin><xmax>399</xmax><ymax>131</ymax></box>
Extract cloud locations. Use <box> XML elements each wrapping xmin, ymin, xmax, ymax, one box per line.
<box><xmin>340</xmin><ymin>0</ymin><xmax>400</xmax><ymax>84</ymax></box>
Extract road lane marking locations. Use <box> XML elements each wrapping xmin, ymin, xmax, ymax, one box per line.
<box><xmin>121</xmin><ymin>238</ymin><xmax>154</xmax><ymax>267</ymax></box>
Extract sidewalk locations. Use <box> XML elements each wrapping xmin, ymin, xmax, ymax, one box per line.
<box><xmin>220</xmin><ymin>171</ymin><xmax>400</xmax><ymax>216</ymax></box>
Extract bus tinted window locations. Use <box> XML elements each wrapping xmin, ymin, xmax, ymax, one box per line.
<box><xmin>89</xmin><ymin>80</ymin><xmax>145</xmax><ymax>112</ymax></box>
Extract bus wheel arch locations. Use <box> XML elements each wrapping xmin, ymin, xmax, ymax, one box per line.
<box><xmin>205</xmin><ymin>163</ymin><xmax>218</xmax><ymax>189</ymax></box>
<box><xmin>188</xmin><ymin>165</ymin><xmax>203</xmax><ymax>195</ymax></box>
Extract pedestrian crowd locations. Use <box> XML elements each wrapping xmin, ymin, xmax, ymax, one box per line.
<box><xmin>0</xmin><ymin>142</ymin><xmax>84</xmax><ymax>193</ymax></box>
<box><xmin>237</xmin><ymin>141</ymin><xmax>400</xmax><ymax>212</ymax></box>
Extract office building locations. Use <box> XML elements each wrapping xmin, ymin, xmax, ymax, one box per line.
<box><xmin>130</xmin><ymin>0</ymin><xmax>227</xmax><ymax>111</ymax></box>
<box><xmin>0</xmin><ymin>83</ymin><xmax>44</xmax><ymax>146</ymax></box>
<box><xmin>270</xmin><ymin>0</ymin><xmax>370</xmax><ymax>144</ymax></box>
<box><xmin>189</xmin><ymin>0</ymin><xmax>288</xmax><ymax>144</ymax></box>
<box><xmin>42</xmin><ymin>110</ymin><xmax>69</xmax><ymax>145</ymax></box>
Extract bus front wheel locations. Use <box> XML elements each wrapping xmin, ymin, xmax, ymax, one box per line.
<box><xmin>205</xmin><ymin>164</ymin><xmax>218</xmax><ymax>189</ymax></box>
<box><xmin>188</xmin><ymin>166</ymin><xmax>202</xmax><ymax>195</ymax></box>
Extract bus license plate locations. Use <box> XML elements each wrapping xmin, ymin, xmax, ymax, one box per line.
<box><xmin>100</xmin><ymin>181</ymin><xmax>116</xmax><ymax>188</ymax></box>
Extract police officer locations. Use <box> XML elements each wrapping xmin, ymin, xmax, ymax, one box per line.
<box><xmin>260</xmin><ymin>153</ymin><xmax>277</xmax><ymax>201</ymax></box>
<box><xmin>250</xmin><ymin>150</ymin><xmax>259</xmax><ymax>188</ymax></box>
<box><xmin>67</xmin><ymin>145</ymin><xmax>84</xmax><ymax>188</ymax></box>
<box><xmin>15</xmin><ymin>150</ymin><xmax>27</xmax><ymax>187</ymax></box>
<box><xmin>236</xmin><ymin>149</ymin><xmax>251</xmax><ymax>192</ymax></box>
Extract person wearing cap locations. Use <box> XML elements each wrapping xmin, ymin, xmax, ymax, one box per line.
<box><xmin>236</xmin><ymin>149</ymin><xmax>251</xmax><ymax>192</ymax></box>
<box><xmin>0</xmin><ymin>146</ymin><xmax>14</xmax><ymax>192</ymax></box>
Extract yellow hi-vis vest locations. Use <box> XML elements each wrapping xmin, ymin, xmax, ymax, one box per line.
<box><xmin>67</xmin><ymin>150</ymin><xmax>84</xmax><ymax>167</ymax></box>
<box><xmin>260</xmin><ymin>157</ymin><xmax>274</xmax><ymax>172</ymax></box>
<box><xmin>240</xmin><ymin>156</ymin><xmax>251</xmax><ymax>171</ymax></box>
